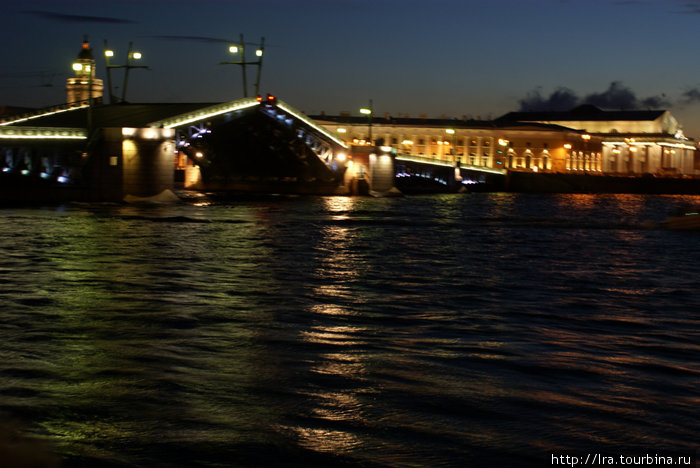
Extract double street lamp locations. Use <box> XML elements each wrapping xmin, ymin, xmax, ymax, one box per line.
<box><xmin>103</xmin><ymin>41</ymin><xmax>148</xmax><ymax>104</ymax></box>
<box><xmin>221</xmin><ymin>35</ymin><xmax>265</xmax><ymax>98</ymax></box>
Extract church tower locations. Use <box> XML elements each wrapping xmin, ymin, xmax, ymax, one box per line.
<box><xmin>66</xmin><ymin>36</ymin><xmax>104</xmax><ymax>104</ymax></box>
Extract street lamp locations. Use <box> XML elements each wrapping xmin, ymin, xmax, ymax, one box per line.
<box><xmin>360</xmin><ymin>100</ymin><xmax>373</xmax><ymax>145</ymax></box>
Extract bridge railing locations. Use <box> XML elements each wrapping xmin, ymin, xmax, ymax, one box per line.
<box><xmin>149</xmin><ymin>97</ymin><xmax>260</xmax><ymax>129</ymax></box>
<box><xmin>0</xmin><ymin>101</ymin><xmax>90</xmax><ymax>127</ymax></box>
<box><xmin>395</xmin><ymin>153</ymin><xmax>506</xmax><ymax>175</ymax></box>
<box><xmin>0</xmin><ymin>126</ymin><xmax>87</xmax><ymax>140</ymax></box>
<box><xmin>275</xmin><ymin>101</ymin><xmax>348</xmax><ymax>149</ymax></box>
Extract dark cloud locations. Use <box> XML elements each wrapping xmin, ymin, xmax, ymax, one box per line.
<box><xmin>680</xmin><ymin>88</ymin><xmax>700</xmax><ymax>104</ymax></box>
<box><xmin>615</xmin><ymin>0</ymin><xmax>700</xmax><ymax>14</ymax></box>
<box><xmin>583</xmin><ymin>81</ymin><xmax>638</xmax><ymax>109</ymax></box>
<box><xmin>518</xmin><ymin>81</ymin><xmax>671</xmax><ymax>111</ymax></box>
<box><xmin>21</xmin><ymin>10</ymin><xmax>136</xmax><ymax>24</ymax></box>
<box><xmin>613</xmin><ymin>1</ymin><xmax>648</xmax><ymax>5</ymax></box>
<box><xmin>640</xmin><ymin>95</ymin><xmax>671</xmax><ymax>108</ymax></box>
<box><xmin>667</xmin><ymin>0</ymin><xmax>700</xmax><ymax>13</ymax></box>
<box><xmin>582</xmin><ymin>81</ymin><xmax>670</xmax><ymax>109</ymax></box>
<box><xmin>517</xmin><ymin>86</ymin><xmax>579</xmax><ymax>112</ymax></box>
<box><xmin>149</xmin><ymin>35</ymin><xmax>234</xmax><ymax>44</ymax></box>
<box><xmin>148</xmin><ymin>35</ymin><xmax>275</xmax><ymax>48</ymax></box>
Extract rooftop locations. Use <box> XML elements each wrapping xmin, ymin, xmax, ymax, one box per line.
<box><xmin>497</xmin><ymin>105</ymin><xmax>667</xmax><ymax>123</ymax></box>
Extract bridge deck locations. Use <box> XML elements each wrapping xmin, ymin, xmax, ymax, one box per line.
<box><xmin>395</xmin><ymin>153</ymin><xmax>507</xmax><ymax>175</ymax></box>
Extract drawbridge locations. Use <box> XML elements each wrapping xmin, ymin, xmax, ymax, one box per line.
<box><xmin>150</xmin><ymin>95</ymin><xmax>350</xmax><ymax>193</ymax></box>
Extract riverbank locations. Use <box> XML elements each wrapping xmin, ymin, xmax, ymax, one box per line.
<box><xmin>504</xmin><ymin>171</ymin><xmax>700</xmax><ymax>194</ymax></box>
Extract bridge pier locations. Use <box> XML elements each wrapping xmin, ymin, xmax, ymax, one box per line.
<box><xmin>102</xmin><ymin>127</ymin><xmax>176</xmax><ymax>200</ymax></box>
<box><xmin>0</xmin><ymin>127</ymin><xmax>175</xmax><ymax>203</ymax></box>
<box><xmin>346</xmin><ymin>145</ymin><xmax>401</xmax><ymax>196</ymax></box>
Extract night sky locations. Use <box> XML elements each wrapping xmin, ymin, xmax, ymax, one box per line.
<box><xmin>3</xmin><ymin>0</ymin><xmax>700</xmax><ymax>138</ymax></box>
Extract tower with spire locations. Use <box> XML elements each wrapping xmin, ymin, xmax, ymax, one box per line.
<box><xmin>66</xmin><ymin>36</ymin><xmax>104</xmax><ymax>104</ymax></box>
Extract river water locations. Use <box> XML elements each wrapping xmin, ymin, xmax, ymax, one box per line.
<box><xmin>0</xmin><ymin>193</ymin><xmax>698</xmax><ymax>467</ymax></box>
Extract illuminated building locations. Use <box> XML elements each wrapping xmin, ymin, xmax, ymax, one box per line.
<box><xmin>313</xmin><ymin>105</ymin><xmax>697</xmax><ymax>177</ymax></box>
<box><xmin>498</xmin><ymin>105</ymin><xmax>696</xmax><ymax>176</ymax></box>
<box><xmin>312</xmin><ymin>114</ymin><xmax>603</xmax><ymax>174</ymax></box>
<box><xmin>66</xmin><ymin>37</ymin><xmax>104</xmax><ymax>105</ymax></box>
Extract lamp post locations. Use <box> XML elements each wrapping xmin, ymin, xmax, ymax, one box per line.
<box><xmin>103</xmin><ymin>45</ymin><xmax>115</xmax><ymax>104</ymax></box>
<box><xmin>122</xmin><ymin>43</ymin><xmax>145</xmax><ymax>103</ymax></box>
<box><xmin>498</xmin><ymin>138</ymin><xmax>509</xmax><ymax>168</ymax></box>
<box><xmin>103</xmin><ymin>41</ymin><xmax>147</xmax><ymax>104</ymax></box>
<box><xmin>254</xmin><ymin>38</ymin><xmax>264</xmax><ymax>97</ymax></box>
<box><xmin>446</xmin><ymin>128</ymin><xmax>456</xmax><ymax>163</ymax></box>
<box><xmin>581</xmin><ymin>133</ymin><xmax>591</xmax><ymax>173</ymax></box>
<box><xmin>221</xmin><ymin>35</ymin><xmax>265</xmax><ymax>98</ymax></box>
<box><xmin>360</xmin><ymin>100</ymin><xmax>373</xmax><ymax>145</ymax></box>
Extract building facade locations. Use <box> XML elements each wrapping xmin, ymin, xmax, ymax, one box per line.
<box><xmin>314</xmin><ymin>105</ymin><xmax>696</xmax><ymax>177</ymax></box>
<box><xmin>498</xmin><ymin>105</ymin><xmax>696</xmax><ymax>176</ymax></box>
<box><xmin>313</xmin><ymin>115</ymin><xmax>604</xmax><ymax>174</ymax></box>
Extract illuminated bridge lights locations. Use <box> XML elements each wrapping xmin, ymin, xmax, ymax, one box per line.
<box><xmin>602</xmin><ymin>140</ymin><xmax>695</xmax><ymax>150</ymax></box>
<box><xmin>276</xmin><ymin>101</ymin><xmax>348</xmax><ymax>149</ymax></box>
<box><xmin>395</xmin><ymin>154</ymin><xmax>507</xmax><ymax>175</ymax></box>
<box><xmin>0</xmin><ymin>127</ymin><xmax>87</xmax><ymax>140</ymax></box>
<box><xmin>151</xmin><ymin>97</ymin><xmax>261</xmax><ymax>129</ymax></box>
<box><xmin>148</xmin><ymin>96</ymin><xmax>348</xmax><ymax>151</ymax></box>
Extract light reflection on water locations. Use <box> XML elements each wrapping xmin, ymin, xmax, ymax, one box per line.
<box><xmin>0</xmin><ymin>193</ymin><xmax>698</xmax><ymax>467</ymax></box>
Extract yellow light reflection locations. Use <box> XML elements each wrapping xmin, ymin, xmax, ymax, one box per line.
<box><xmin>308</xmin><ymin>391</ymin><xmax>363</xmax><ymax>421</ymax></box>
<box><xmin>322</xmin><ymin>196</ymin><xmax>355</xmax><ymax>215</ymax></box>
<box><xmin>300</xmin><ymin>325</ymin><xmax>366</xmax><ymax>346</ymax></box>
<box><xmin>285</xmin><ymin>426</ymin><xmax>361</xmax><ymax>453</ymax></box>
<box><xmin>311</xmin><ymin>352</ymin><xmax>367</xmax><ymax>377</ymax></box>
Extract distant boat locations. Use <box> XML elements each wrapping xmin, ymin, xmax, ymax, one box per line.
<box><xmin>661</xmin><ymin>209</ymin><xmax>700</xmax><ymax>230</ymax></box>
